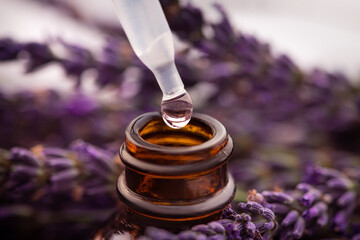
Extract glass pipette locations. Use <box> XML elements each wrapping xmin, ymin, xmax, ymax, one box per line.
<box><xmin>112</xmin><ymin>0</ymin><xmax>193</xmax><ymax>129</ymax></box>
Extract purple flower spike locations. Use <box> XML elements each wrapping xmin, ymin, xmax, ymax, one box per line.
<box><xmin>10</xmin><ymin>147</ymin><xmax>40</xmax><ymax>167</ymax></box>
<box><xmin>243</xmin><ymin>213</ymin><xmax>252</xmax><ymax>222</ymax></box>
<box><xmin>260</xmin><ymin>208</ymin><xmax>275</xmax><ymax>221</ymax></box>
<box><xmin>42</xmin><ymin>147</ymin><xmax>70</xmax><ymax>158</ymax></box>
<box><xmin>208</xmin><ymin>221</ymin><xmax>225</xmax><ymax>234</ymax></box>
<box><xmin>261</xmin><ymin>191</ymin><xmax>294</xmax><ymax>203</ymax></box>
<box><xmin>0</xmin><ymin>38</ymin><xmax>22</xmax><ymax>60</ymax></box>
<box><xmin>302</xmin><ymin>202</ymin><xmax>327</xmax><ymax>220</ymax></box>
<box><xmin>23</xmin><ymin>42</ymin><xmax>53</xmax><ymax>72</ymax></box>
<box><xmin>208</xmin><ymin>235</ymin><xmax>226</xmax><ymax>240</ymax></box>
<box><xmin>301</xmin><ymin>189</ymin><xmax>321</xmax><ymax>207</ymax></box>
<box><xmin>292</xmin><ymin>217</ymin><xmax>305</xmax><ymax>239</ymax></box>
<box><xmin>235</xmin><ymin>214</ymin><xmax>243</xmax><ymax>222</ymax></box>
<box><xmin>233</xmin><ymin>222</ymin><xmax>243</xmax><ymax>233</ymax></box>
<box><xmin>222</xmin><ymin>207</ymin><xmax>236</xmax><ymax>220</ymax></box>
<box><xmin>295</xmin><ymin>183</ymin><xmax>313</xmax><ymax>192</ymax></box>
<box><xmin>337</xmin><ymin>191</ymin><xmax>356</xmax><ymax>207</ymax></box>
<box><xmin>218</xmin><ymin>219</ymin><xmax>235</xmax><ymax>232</ymax></box>
<box><xmin>47</xmin><ymin>158</ymin><xmax>75</xmax><ymax>171</ymax></box>
<box><xmin>50</xmin><ymin>168</ymin><xmax>79</xmax><ymax>184</ymax></box>
<box><xmin>315</xmin><ymin>167</ymin><xmax>344</xmax><ymax>179</ymax></box>
<box><xmin>191</xmin><ymin>224</ymin><xmax>216</xmax><ymax>235</ymax></box>
<box><xmin>144</xmin><ymin>227</ymin><xmax>176</xmax><ymax>240</ymax></box>
<box><xmin>256</xmin><ymin>222</ymin><xmax>275</xmax><ymax>233</ymax></box>
<box><xmin>282</xmin><ymin>210</ymin><xmax>299</xmax><ymax>227</ymax></box>
<box><xmin>265</xmin><ymin>203</ymin><xmax>291</xmax><ymax>214</ymax></box>
<box><xmin>179</xmin><ymin>230</ymin><xmax>206</xmax><ymax>240</ymax></box>
<box><xmin>245</xmin><ymin>201</ymin><xmax>263</xmax><ymax>214</ymax></box>
<box><xmin>244</xmin><ymin>221</ymin><xmax>256</xmax><ymax>238</ymax></box>
<box><xmin>327</xmin><ymin>177</ymin><xmax>352</xmax><ymax>190</ymax></box>
<box><xmin>12</xmin><ymin>165</ymin><xmax>40</xmax><ymax>179</ymax></box>
<box><xmin>332</xmin><ymin>211</ymin><xmax>348</xmax><ymax>233</ymax></box>
<box><xmin>238</xmin><ymin>202</ymin><xmax>247</xmax><ymax>211</ymax></box>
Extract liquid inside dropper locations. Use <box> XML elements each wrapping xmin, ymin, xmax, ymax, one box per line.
<box><xmin>161</xmin><ymin>91</ymin><xmax>193</xmax><ymax>129</ymax></box>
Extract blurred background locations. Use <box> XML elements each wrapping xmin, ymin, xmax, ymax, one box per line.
<box><xmin>1</xmin><ymin>0</ymin><xmax>360</xmax><ymax>94</ymax></box>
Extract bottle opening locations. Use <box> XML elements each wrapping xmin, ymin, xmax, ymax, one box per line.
<box><xmin>139</xmin><ymin>116</ymin><xmax>213</xmax><ymax>147</ymax></box>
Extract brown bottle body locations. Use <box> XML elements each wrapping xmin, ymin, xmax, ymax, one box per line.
<box><xmin>94</xmin><ymin>112</ymin><xmax>235</xmax><ymax>238</ymax></box>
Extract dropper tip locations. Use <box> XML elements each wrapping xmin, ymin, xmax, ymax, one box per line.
<box><xmin>161</xmin><ymin>91</ymin><xmax>193</xmax><ymax>129</ymax></box>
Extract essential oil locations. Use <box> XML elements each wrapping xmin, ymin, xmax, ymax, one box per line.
<box><xmin>161</xmin><ymin>91</ymin><xmax>193</xmax><ymax>129</ymax></box>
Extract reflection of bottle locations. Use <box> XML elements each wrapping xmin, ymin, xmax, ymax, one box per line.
<box><xmin>94</xmin><ymin>112</ymin><xmax>235</xmax><ymax>239</ymax></box>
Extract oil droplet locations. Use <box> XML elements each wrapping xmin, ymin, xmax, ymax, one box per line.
<box><xmin>161</xmin><ymin>91</ymin><xmax>193</xmax><ymax>129</ymax></box>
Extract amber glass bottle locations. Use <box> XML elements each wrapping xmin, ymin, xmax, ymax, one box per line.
<box><xmin>94</xmin><ymin>112</ymin><xmax>235</xmax><ymax>239</ymax></box>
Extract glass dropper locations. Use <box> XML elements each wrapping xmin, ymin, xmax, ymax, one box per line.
<box><xmin>112</xmin><ymin>0</ymin><xmax>193</xmax><ymax>129</ymax></box>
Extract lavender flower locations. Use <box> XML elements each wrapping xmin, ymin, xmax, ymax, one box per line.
<box><xmin>1</xmin><ymin>142</ymin><xmax>121</xmax><ymax>207</ymax></box>
<box><xmin>0</xmin><ymin>38</ymin><xmax>22</xmax><ymax>60</ymax></box>
<box><xmin>245</xmin><ymin>165</ymin><xmax>359</xmax><ymax>239</ymax></box>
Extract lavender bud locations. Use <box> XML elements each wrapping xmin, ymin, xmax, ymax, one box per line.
<box><xmin>208</xmin><ymin>235</ymin><xmax>226</xmax><ymax>240</ymax></box>
<box><xmin>316</xmin><ymin>212</ymin><xmax>329</xmax><ymax>227</ymax></box>
<box><xmin>208</xmin><ymin>221</ymin><xmax>225</xmax><ymax>234</ymax></box>
<box><xmin>292</xmin><ymin>217</ymin><xmax>305</xmax><ymax>239</ymax></box>
<box><xmin>42</xmin><ymin>147</ymin><xmax>70</xmax><ymax>158</ymax></box>
<box><xmin>281</xmin><ymin>210</ymin><xmax>299</xmax><ymax>227</ymax></box>
<box><xmin>261</xmin><ymin>191</ymin><xmax>294</xmax><ymax>203</ymax></box>
<box><xmin>301</xmin><ymin>189</ymin><xmax>321</xmax><ymax>207</ymax></box>
<box><xmin>71</xmin><ymin>140</ymin><xmax>115</xmax><ymax>172</ymax></box>
<box><xmin>327</xmin><ymin>177</ymin><xmax>352</xmax><ymax>190</ymax></box>
<box><xmin>47</xmin><ymin>158</ymin><xmax>75</xmax><ymax>171</ymax></box>
<box><xmin>332</xmin><ymin>211</ymin><xmax>348</xmax><ymax>232</ymax></box>
<box><xmin>50</xmin><ymin>168</ymin><xmax>79</xmax><ymax>184</ymax></box>
<box><xmin>191</xmin><ymin>224</ymin><xmax>215</xmax><ymax>235</ymax></box>
<box><xmin>10</xmin><ymin>147</ymin><xmax>40</xmax><ymax>167</ymax></box>
<box><xmin>265</xmin><ymin>203</ymin><xmax>291</xmax><ymax>214</ymax></box>
<box><xmin>233</xmin><ymin>222</ymin><xmax>244</xmax><ymax>236</ymax></box>
<box><xmin>302</xmin><ymin>202</ymin><xmax>327</xmax><ymax>220</ymax></box>
<box><xmin>218</xmin><ymin>219</ymin><xmax>235</xmax><ymax>232</ymax></box>
<box><xmin>12</xmin><ymin>165</ymin><xmax>40</xmax><ymax>179</ymax></box>
<box><xmin>245</xmin><ymin>221</ymin><xmax>256</xmax><ymax>238</ymax></box>
<box><xmin>23</xmin><ymin>42</ymin><xmax>53</xmax><ymax>72</ymax></box>
<box><xmin>144</xmin><ymin>227</ymin><xmax>176</xmax><ymax>240</ymax></box>
<box><xmin>0</xmin><ymin>38</ymin><xmax>22</xmax><ymax>60</ymax></box>
<box><xmin>243</xmin><ymin>213</ymin><xmax>252</xmax><ymax>222</ymax></box>
<box><xmin>238</xmin><ymin>202</ymin><xmax>247</xmax><ymax>211</ymax></box>
<box><xmin>179</xmin><ymin>231</ymin><xmax>206</xmax><ymax>240</ymax></box>
<box><xmin>337</xmin><ymin>191</ymin><xmax>356</xmax><ymax>207</ymax></box>
<box><xmin>235</xmin><ymin>214</ymin><xmax>243</xmax><ymax>222</ymax></box>
<box><xmin>315</xmin><ymin>167</ymin><xmax>344</xmax><ymax>179</ymax></box>
<box><xmin>295</xmin><ymin>183</ymin><xmax>312</xmax><ymax>192</ymax></box>
<box><xmin>260</xmin><ymin>208</ymin><xmax>275</xmax><ymax>221</ymax></box>
<box><xmin>245</xmin><ymin>201</ymin><xmax>263</xmax><ymax>214</ymax></box>
<box><xmin>256</xmin><ymin>222</ymin><xmax>275</xmax><ymax>233</ymax></box>
<box><xmin>221</xmin><ymin>207</ymin><xmax>236</xmax><ymax>220</ymax></box>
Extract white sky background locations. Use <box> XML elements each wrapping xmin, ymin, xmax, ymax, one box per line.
<box><xmin>0</xmin><ymin>0</ymin><xmax>360</xmax><ymax>95</ymax></box>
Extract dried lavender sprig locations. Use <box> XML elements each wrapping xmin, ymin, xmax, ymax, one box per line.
<box><xmin>140</xmin><ymin>204</ymin><xmax>275</xmax><ymax>240</ymax></box>
<box><xmin>244</xmin><ymin>165</ymin><xmax>359</xmax><ymax>239</ymax></box>
<box><xmin>0</xmin><ymin>37</ymin><xmax>130</xmax><ymax>87</ymax></box>
<box><xmin>1</xmin><ymin>140</ymin><xmax>122</xmax><ymax>207</ymax></box>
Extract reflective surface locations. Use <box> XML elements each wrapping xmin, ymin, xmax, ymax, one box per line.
<box><xmin>161</xmin><ymin>91</ymin><xmax>193</xmax><ymax>129</ymax></box>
